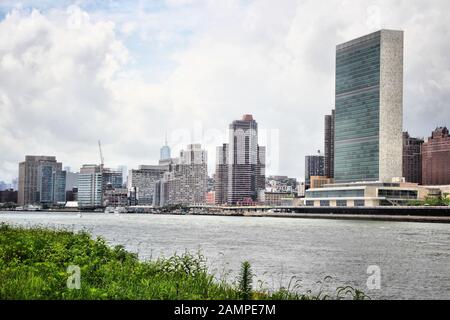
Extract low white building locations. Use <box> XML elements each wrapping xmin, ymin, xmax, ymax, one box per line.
<box><xmin>304</xmin><ymin>181</ymin><xmax>428</xmax><ymax>207</ymax></box>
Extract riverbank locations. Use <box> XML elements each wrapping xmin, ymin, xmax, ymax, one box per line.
<box><xmin>248</xmin><ymin>212</ymin><xmax>450</xmax><ymax>224</ymax></box>
<box><xmin>0</xmin><ymin>223</ymin><xmax>367</xmax><ymax>300</ymax></box>
<box><xmin>3</xmin><ymin>209</ymin><xmax>450</xmax><ymax>224</ymax></box>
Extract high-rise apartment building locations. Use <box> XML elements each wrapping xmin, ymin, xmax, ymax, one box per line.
<box><xmin>154</xmin><ymin>144</ymin><xmax>208</xmax><ymax>206</ymax></box>
<box><xmin>224</xmin><ymin>115</ymin><xmax>266</xmax><ymax>205</ymax></box>
<box><xmin>18</xmin><ymin>155</ymin><xmax>66</xmax><ymax>206</ymax></box>
<box><xmin>214</xmin><ymin>143</ymin><xmax>229</xmax><ymax>205</ymax></box>
<box><xmin>77</xmin><ymin>164</ymin><xmax>103</xmax><ymax>208</ymax></box>
<box><xmin>305</xmin><ymin>153</ymin><xmax>325</xmax><ymax>188</ymax></box>
<box><xmin>128</xmin><ymin>165</ymin><xmax>169</xmax><ymax>205</ymax></box>
<box><xmin>422</xmin><ymin>127</ymin><xmax>450</xmax><ymax>185</ymax></box>
<box><xmin>334</xmin><ymin>29</ymin><xmax>404</xmax><ymax>183</ymax></box>
<box><xmin>324</xmin><ymin>109</ymin><xmax>335</xmax><ymax>178</ymax></box>
<box><xmin>402</xmin><ymin>132</ymin><xmax>423</xmax><ymax>184</ymax></box>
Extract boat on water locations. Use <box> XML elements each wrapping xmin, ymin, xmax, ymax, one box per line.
<box><xmin>15</xmin><ymin>205</ymin><xmax>41</xmax><ymax>212</ymax></box>
<box><xmin>105</xmin><ymin>206</ymin><xmax>127</xmax><ymax>214</ymax></box>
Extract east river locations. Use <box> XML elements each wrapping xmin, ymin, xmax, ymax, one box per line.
<box><xmin>1</xmin><ymin>212</ymin><xmax>449</xmax><ymax>299</ymax></box>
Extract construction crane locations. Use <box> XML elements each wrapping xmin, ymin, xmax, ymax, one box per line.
<box><xmin>98</xmin><ymin>140</ymin><xmax>104</xmax><ymax>171</ymax></box>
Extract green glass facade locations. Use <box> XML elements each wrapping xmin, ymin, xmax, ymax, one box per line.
<box><xmin>335</xmin><ymin>32</ymin><xmax>381</xmax><ymax>182</ymax></box>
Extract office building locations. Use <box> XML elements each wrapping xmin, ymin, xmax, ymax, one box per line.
<box><xmin>422</xmin><ymin>127</ymin><xmax>450</xmax><ymax>185</ymax></box>
<box><xmin>77</xmin><ymin>164</ymin><xmax>103</xmax><ymax>208</ymax></box>
<box><xmin>403</xmin><ymin>132</ymin><xmax>423</xmax><ymax>184</ymax></box>
<box><xmin>324</xmin><ymin>110</ymin><xmax>335</xmax><ymax>178</ymax></box>
<box><xmin>226</xmin><ymin>115</ymin><xmax>266</xmax><ymax>205</ymax></box>
<box><xmin>305</xmin><ymin>153</ymin><xmax>325</xmax><ymax>188</ymax></box>
<box><xmin>52</xmin><ymin>170</ymin><xmax>67</xmax><ymax>203</ymax></box>
<box><xmin>334</xmin><ymin>29</ymin><xmax>404</xmax><ymax>183</ymax></box>
<box><xmin>18</xmin><ymin>155</ymin><xmax>66</xmax><ymax>206</ymax></box>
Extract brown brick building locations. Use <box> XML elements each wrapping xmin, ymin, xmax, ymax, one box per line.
<box><xmin>422</xmin><ymin>127</ymin><xmax>450</xmax><ymax>185</ymax></box>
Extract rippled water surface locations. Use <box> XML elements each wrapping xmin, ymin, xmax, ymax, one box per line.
<box><xmin>1</xmin><ymin>212</ymin><xmax>449</xmax><ymax>299</ymax></box>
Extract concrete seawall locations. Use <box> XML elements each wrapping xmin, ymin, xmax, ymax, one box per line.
<box><xmin>192</xmin><ymin>206</ymin><xmax>450</xmax><ymax>223</ymax></box>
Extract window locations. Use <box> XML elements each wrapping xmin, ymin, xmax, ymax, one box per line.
<box><xmin>336</xmin><ymin>200</ymin><xmax>347</xmax><ymax>207</ymax></box>
<box><xmin>354</xmin><ymin>200</ymin><xmax>365</xmax><ymax>207</ymax></box>
<box><xmin>378</xmin><ymin>189</ymin><xmax>418</xmax><ymax>199</ymax></box>
<box><xmin>305</xmin><ymin>201</ymin><xmax>314</xmax><ymax>207</ymax></box>
<box><xmin>320</xmin><ymin>200</ymin><xmax>330</xmax><ymax>207</ymax></box>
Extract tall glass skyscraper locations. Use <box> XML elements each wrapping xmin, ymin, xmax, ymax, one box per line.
<box><xmin>334</xmin><ymin>30</ymin><xmax>403</xmax><ymax>183</ymax></box>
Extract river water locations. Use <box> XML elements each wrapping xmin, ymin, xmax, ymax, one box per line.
<box><xmin>1</xmin><ymin>212</ymin><xmax>449</xmax><ymax>300</ymax></box>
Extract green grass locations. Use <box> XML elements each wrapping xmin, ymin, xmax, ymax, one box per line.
<box><xmin>0</xmin><ymin>223</ymin><xmax>368</xmax><ymax>300</ymax></box>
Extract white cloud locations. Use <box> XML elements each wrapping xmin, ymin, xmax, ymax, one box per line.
<box><xmin>0</xmin><ymin>0</ymin><xmax>450</xmax><ymax>183</ymax></box>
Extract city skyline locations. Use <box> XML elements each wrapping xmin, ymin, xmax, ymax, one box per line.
<box><xmin>1</xmin><ymin>1</ymin><xmax>450</xmax><ymax>182</ymax></box>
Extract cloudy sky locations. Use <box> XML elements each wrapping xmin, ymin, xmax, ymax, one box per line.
<box><xmin>0</xmin><ymin>0</ymin><xmax>449</xmax><ymax>182</ymax></box>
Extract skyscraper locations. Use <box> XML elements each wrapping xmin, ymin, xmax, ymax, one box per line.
<box><xmin>402</xmin><ymin>132</ymin><xmax>423</xmax><ymax>184</ymax></box>
<box><xmin>214</xmin><ymin>143</ymin><xmax>229</xmax><ymax>205</ymax></box>
<box><xmin>324</xmin><ymin>109</ymin><xmax>335</xmax><ymax>179</ymax></box>
<box><xmin>226</xmin><ymin>115</ymin><xmax>266</xmax><ymax>205</ymax></box>
<box><xmin>422</xmin><ymin>127</ymin><xmax>450</xmax><ymax>185</ymax></box>
<box><xmin>18</xmin><ymin>156</ymin><xmax>66</xmax><ymax>206</ymax></box>
<box><xmin>334</xmin><ymin>30</ymin><xmax>403</xmax><ymax>183</ymax></box>
<box><xmin>305</xmin><ymin>153</ymin><xmax>325</xmax><ymax>188</ymax></box>
<box><xmin>77</xmin><ymin>164</ymin><xmax>103</xmax><ymax>208</ymax></box>
<box><xmin>160</xmin><ymin>134</ymin><xmax>171</xmax><ymax>161</ymax></box>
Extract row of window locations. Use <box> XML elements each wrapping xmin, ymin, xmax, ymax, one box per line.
<box><xmin>306</xmin><ymin>189</ymin><xmax>365</xmax><ymax>198</ymax></box>
<box><xmin>305</xmin><ymin>200</ymin><xmax>365</xmax><ymax>207</ymax></box>
<box><xmin>378</xmin><ymin>189</ymin><xmax>418</xmax><ymax>199</ymax></box>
